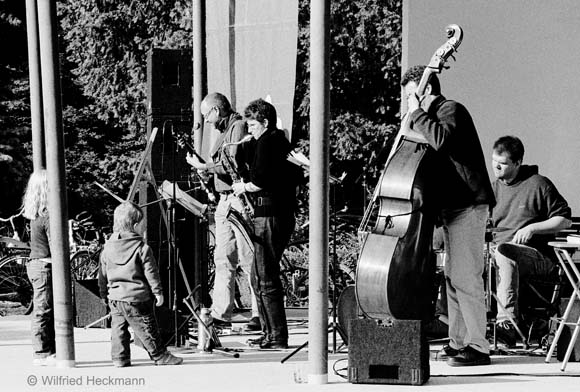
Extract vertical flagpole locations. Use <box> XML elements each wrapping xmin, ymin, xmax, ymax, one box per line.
<box><xmin>308</xmin><ymin>0</ymin><xmax>330</xmax><ymax>384</ymax></box>
<box><xmin>192</xmin><ymin>0</ymin><xmax>209</xmax><ymax>307</ymax></box>
<box><xmin>25</xmin><ymin>0</ymin><xmax>45</xmax><ymax>170</ymax></box>
<box><xmin>36</xmin><ymin>0</ymin><xmax>75</xmax><ymax>367</ymax></box>
<box><xmin>193</xmin><ymin>0</ymin><xmax>207</xmax><ymax>152</ymax></box>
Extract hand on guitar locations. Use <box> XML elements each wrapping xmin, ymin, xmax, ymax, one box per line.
<box><xmin>186</xmin><ymin>152</ymin><xmax>208</xmax><ymax>171</ymax></box>
<box><xmin>231</xmin><ymin>181</ymin><xmax>246</xmax><ymax>196</ymax></box>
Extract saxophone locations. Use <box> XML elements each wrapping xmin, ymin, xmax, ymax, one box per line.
<box><xmin>221</xmin><ymin>135</ymin><xmax>255</xmax><ymax>220</ymax></box>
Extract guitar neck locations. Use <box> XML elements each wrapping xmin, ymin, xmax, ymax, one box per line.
<box><xmin>180</xmin><ymin>139</ymin><xmax>206</xmax><ymax>164</ymax></box>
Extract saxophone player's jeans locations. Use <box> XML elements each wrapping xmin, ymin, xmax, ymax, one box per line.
<box><xmin>212</xmin><ymin>193</ymin><xmax>258</xmax><ymax>321</ymax></box>
<box><xmin>251</xmin><ymin>212</ymin><xmax>295</xmax><ymax>343</ymax></box>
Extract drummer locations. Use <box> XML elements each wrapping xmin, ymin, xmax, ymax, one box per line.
<box><xmin>490</xmin><ymin>135</ymin><xmax>572</xmax><ymax>347</ymax></box>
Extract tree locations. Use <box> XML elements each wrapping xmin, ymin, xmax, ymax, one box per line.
<box><xmin>293</xmin><ymin>0</ymin><xmax>401</xmax><ymax>213</ymax></box>
<box><xmin>57</xmin><ymin>1</ymin><xmax>193</xmax><ymax>225</ymax></box>
<box><xmin>1</xmin><ymin>0</ymin><xmax>402</xmax><ymax>228</ymax></box>
<box><xmin>0</xmin><ymin>1</ymin><xmax>30</xmax><ymax>216</ymax></box>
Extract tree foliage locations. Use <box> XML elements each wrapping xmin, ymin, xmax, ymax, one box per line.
<box><xmin>294</xmin><ymin>0</ymin><xmax>401</xmax><ymax>212</ymax></box>
<box><xmin>58</xmin><ymin>0</ymin><xmax>192</xmax><ymax>225</ymax></box>
<box><xmin>0</xmin><ymin>1</ymin><xmax>30</xmax><ymax>216</ymax></box>
<box><xmin>1</xmin><ymin>0</ymin><xmax>402</xmax><ymax>227</ymax></box>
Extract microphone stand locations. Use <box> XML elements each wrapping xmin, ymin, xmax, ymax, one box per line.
<box><xmin>164</xmin><ymin>120</ymin><xmax>181</xmax><ymax>347</ymax></box>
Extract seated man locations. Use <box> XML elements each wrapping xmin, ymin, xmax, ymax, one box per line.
<box><xmin>490</xmin><ymin>136</ymin><xmax>572</xmax><ymax>346</ymax></box>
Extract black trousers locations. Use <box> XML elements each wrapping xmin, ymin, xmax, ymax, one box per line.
<box><xmin>251</xmin><ymin>213</ymin><xmax>295</xmax><ymax>342</ymax></box>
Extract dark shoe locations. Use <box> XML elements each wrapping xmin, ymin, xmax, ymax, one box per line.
<box><xmin>426</xmin><ymin>318</ymin><xmax>449</xmax><ymax>339</ymax></box>
<box><xmin>244</xmin><ymin>317</ymin><xmax>261</xmax><ymax>332</ymax></box>
<box><xmin>247</xmin><ymin>334</ymin><xmax>267</xmax><ymax>347</ymax></box>
<box><xmin>155</xmin><ymin>352</ymin><xmax>183</xmax><ymax>366</ymax></box>
<box><xmin>435</xmin><ymin>344</ymin><xmax>459</xmax><ymax>361</ymax></box>
<box><xmin>113</xmin><ymin>359</ymin><xmax>131</xmax><ymax>367</ymax></box>
<box><xmin>259</xmin><ymin>339</ymin><xmax>288</xmax><ymax>349</ymax></box>
<box><xmin>211</xmin><ymin>318</ymin><xmax>232</xmax><ymax>328</ymax></box>
<box><xmin>447</xmin><ymin>346</ymin><xmax>490</xmax><ymax>367</ymax></box>
<box><xmin>495</xmin><ymin>320</ymin><xmax>517</xmax><ymax>348</ymax></box>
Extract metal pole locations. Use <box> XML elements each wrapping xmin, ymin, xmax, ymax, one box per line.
<box><xmin>308</xmin><ymin>0</ymin><xmax>330</xmax><ymax>384</ymax></box>
<box><xmin>192</xmin><ymin>0</ymin><xmax>209</xmax><ymax>307</ymax></box>
<box><xmin>25</xmin><ymin>0</ymin><xmax>45</xmax><ymax>170</ymax></box>
<box><xmin>192</xmin><ymin>0</ymin><xmax>207</xmax><ymax>151</ymax></box>
<box><xmin>36</xmin><ymin>0</ymin><xmax>75</xmax><ymax>367</ymax></box>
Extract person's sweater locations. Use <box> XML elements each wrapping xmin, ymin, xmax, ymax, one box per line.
<box><xmin>98</xmin><ymin>231</ymin><xmax>162</xmax><ymax>303</ymax></box>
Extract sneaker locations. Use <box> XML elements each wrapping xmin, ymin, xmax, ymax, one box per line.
<box><xmin>447</xmin><ymin>346</ymin><xmax>491</xmax><ymax>367</ymax></box>
<box><xmin>247</xmin><ymin>334</ymin><xmax>267</xmax><ymax>347</ymax></box>
<box><xmin>244</xmin><ymin>317</ymin><xmax>261</xmax><ymax>332</ymax></box>
<box><xmin>495</xmin><ymin>320</ymin><xmax>517</xmax><ymax>348</ymax></box>
<box><xmin>211</xmin><ymin>318</ymin><xmax>232</xmax><ymax>328</ymax></box>
<box><xmin>33</xmin><ymin>354</ymin><xmax>56</xmax><ymax>367</ymax></box>
<box><xmin>435</xmin><ymin>344</ymin><xmax>458</xmax><ymax>361</ymax></box>
<box><xmin>155</xmin><ymin>352</ymin><xmax>183</xmax><ymax>366</ymax></box>
<box><xmin>113</xmin><ymin>359</ymin><xmax>131</xmax><ymax>367</ymax></box>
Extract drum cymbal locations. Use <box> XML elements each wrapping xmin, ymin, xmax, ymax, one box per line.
<box><xmin>485</xmin><ymin>226</ymin><xmax>510</xmax><ymax>233</ymax></box>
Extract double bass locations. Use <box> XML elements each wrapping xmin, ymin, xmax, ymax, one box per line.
<box><xmin>355</xmin><ymin>25</ymin><xmax>463</xmax><ymax>321</ymax></box>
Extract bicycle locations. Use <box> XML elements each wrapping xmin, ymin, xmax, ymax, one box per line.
<box><xmin>69</xmin><ymin>212</ymin><xmax>105</xmax><ymax>281</ymax></box>
<box><xmin>279</xmin><ymin>213</ymin><xmax>358</xmax><ymax>308</ymax></box>
<box><xmin>0</xmin><ymin>212</ymin><xmax>33</xmax><ymax>315</ymax></box>
<box><xmin>0</xmin><ymin>252</ymin><xmax>33</xmax><ymax>315</ymax></box>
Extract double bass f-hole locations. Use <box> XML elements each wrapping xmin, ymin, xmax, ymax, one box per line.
<box><xmin>355</xmin><ymin>24</ymin><xmax>463</xmax><ymax>322</ymax></box>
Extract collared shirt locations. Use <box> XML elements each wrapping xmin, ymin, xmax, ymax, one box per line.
<box><xmin>205</xmin><ymin>113</ymin><xmax>249</xmax><ymax>193</ymax></box>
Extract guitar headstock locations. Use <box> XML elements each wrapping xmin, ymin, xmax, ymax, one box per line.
<box><xmin>173</xmin><ymin>131</ymin><xmax>194</xmax><ymax>152</ymax></box>
<box><xmin>426</xmin><ymin>24</ymin><xmax>463</xmax><ymax>74</ymax></box>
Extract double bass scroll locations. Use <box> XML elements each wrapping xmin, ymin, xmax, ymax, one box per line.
<box><xmin>355</xmin><ymin>25</ymin><xmax>463</xmax><ymax>322</ymax></box>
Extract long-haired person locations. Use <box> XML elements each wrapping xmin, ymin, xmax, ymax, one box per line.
<box><xmin>22</xmin><ymin>170</ymin><xmax>56</xmax><ymax>366</ymax></box>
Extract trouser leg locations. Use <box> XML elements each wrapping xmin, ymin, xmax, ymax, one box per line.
<box><xmin>115</xmin><ymin>300</ymin><xmax>166</xmax><ymax>360</ymax></box>
<box><xmin>211</xmin><ymin>196</ymin><xmax>239</xmax><ymax>321</ymax></box>
<box><xmin>495</xmin><ymin>243</ymin><xmax>556</xmax><ymax>322</ymax></box>
<box><xmin>443</xmin><ymin>205</ymin><xmax>489</xmax><ymax>354</ymax></box>
<box><xmin>251</xmin><ymin>215</ymin><xmax>294</xmax><ymax>342</ymax></box>
<box><xmin>26</xmin><ymin>259</ymin><xmax>55</xmax><ymax>359</ymax></box>
<box><xmin>109</xmin><ymin>301</ymin><xmax>131</xmax><ymax>362</ymax></box>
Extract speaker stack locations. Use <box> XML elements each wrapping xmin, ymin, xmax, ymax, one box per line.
<box><xmin>145</xmin><ymin>48</ymin><xmax>209</xmax><ymax>308</ymax></box>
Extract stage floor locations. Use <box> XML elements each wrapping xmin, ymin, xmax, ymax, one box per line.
<box><xmin>1</xmin><ymin>310</ymin><xmax>579</xmax><ymax>391</ymax></box>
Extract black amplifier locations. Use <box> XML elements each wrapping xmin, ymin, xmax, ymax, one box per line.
<box><xmin>348</xmin><ymin>318</ymin><xmax>429</xmax><ymax>385</ymax></box>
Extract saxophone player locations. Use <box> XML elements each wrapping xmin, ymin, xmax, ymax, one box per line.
<box><xmin>232</xmin><ymin>99</ymin><xmax>298</xmax><ymax>349</ymax></box>
<box><xmin>185</xmin><ymin>92</ymin><xmax>261</xmax><ymax>332</ymax></box>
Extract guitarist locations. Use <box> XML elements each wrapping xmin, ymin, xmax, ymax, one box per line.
<box><xmin>401</xmin><ymin>65</ymin><xmax>495</xmax><ymax>366</ymax></box>
<box><xmin>185</xmin><ymin>92</ymin><xmax>261</xmax><ymax>332</ymax></box>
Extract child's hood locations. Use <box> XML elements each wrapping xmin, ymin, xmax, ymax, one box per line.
<box><xmin>101</xmin><ymin>231</ymin><xmax>144</xmax><ymax>265</ymax></box>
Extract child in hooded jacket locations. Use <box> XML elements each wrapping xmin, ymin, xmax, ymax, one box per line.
<box><xmin>98</xmin><ymin>202</ymin><xmax>182</xmax><ymax>367</ymax></box>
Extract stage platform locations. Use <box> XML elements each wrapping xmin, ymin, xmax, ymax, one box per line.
<box><xmin>1</xmin><ymin>309</ymin><xmax>580</xmax><ymax>391</ymax></box>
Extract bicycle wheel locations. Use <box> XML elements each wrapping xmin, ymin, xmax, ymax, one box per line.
<box><xmin>70</xmin><ymin>249</ymin><xmax>100</xmax><ymax>280</ymax></box>
<box><xmin>280</xmin><ymin>239</ymin><xmax>356</xmax><ymax>308</ymax></box>
<box><xmin>0</xmin><ymin>254</ymin><xmax>33</xmax><ymax>315</ymax></box>
<box><xmin>280</xmin><ymin>240</ymin><xmax>309</xmax><ymax>307</ymax></box>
